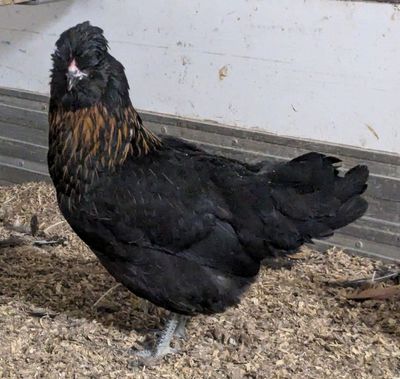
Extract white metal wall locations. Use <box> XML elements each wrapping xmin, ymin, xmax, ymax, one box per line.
<box><xmin>0</xmin><ymin>0</ymin><xmax>399</xmax><ymax>154</ymax></box>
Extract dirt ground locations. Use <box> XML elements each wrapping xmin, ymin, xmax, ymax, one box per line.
<box><xmin>0</xmin><ymin>182</ymin><xmax>399</xmax><ymax>379</ymax></box>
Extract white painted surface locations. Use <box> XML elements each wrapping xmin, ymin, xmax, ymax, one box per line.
<box><xmin>0</xmin><ymin>0</ymin><xmax>399</xmax><ymax>154</ymax></box>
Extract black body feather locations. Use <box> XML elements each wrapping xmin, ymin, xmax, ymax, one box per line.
<box><xmin>48</xmin><ymin>22</ymin><xmax>369</xmax><ymax>316</ymax></box>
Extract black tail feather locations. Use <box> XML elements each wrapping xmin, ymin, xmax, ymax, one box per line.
<box><xmin>268</xmin><ymin>152</ymin><xmax>369</xmax><ymax>244</ymax></box>
<box><xmin>326</xmin><ymin>195</ymin><xmax>368</xmax><ymax>230</ymax></box>
<box><xmin>334</xmin><ymin>165</ymin><xmax>369</xmax><ymax>202</ymax></box>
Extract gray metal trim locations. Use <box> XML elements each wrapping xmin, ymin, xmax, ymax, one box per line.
<box><xmin>0</xmin><ymin>87</ymin><xmax>398</xmax><ymax>263</ymax></box>
<box><xmin>0</xmin><ymin>87</ymin><xmax>49</xmax><ymax>103</ymax></box>
<box><xmin>0</xmin><ymin>103</ymin><xmax>47</xmax><ymax>130</ymax></box>
<box><xmin>0</xmin><ymin>121</ymin><xmax>48</xmax><ymax>146</ymax></box>
<box><xmin>0</xmin><ymin>163</ymin><xmax>49</xmax><ymax>184</ymax></box>
<box><xmin>144</xmin><ymin>113</ymin><xmax>400</xmax><ymax>166</ymax></box>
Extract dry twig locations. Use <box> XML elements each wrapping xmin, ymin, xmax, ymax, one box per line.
<box><xmin>92</xmin><ymin>283</ymin><xmax>122</xmax><ymax>308</ymax></box>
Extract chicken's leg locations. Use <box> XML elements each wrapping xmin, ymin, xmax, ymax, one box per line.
<box><xmin>174</xmin><ymin>314</ymin><xmax>188</xmax><ymax>338</ymax></box>
<box><xmin>135</xmin><ymin>313</ymin><xmax>188</xmax><ymax>363</ymax></box>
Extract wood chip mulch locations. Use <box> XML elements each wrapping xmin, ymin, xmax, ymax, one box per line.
<box><xmin>0</xmin><ymin>182</ymin><xmax>399</xmax><ymax>379</ymax></box>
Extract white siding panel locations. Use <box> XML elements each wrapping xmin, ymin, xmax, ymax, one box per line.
<box><xmin>0</xmin><ymin>0</ymin><xmax>399</xmax><ymax>153</ymax></box>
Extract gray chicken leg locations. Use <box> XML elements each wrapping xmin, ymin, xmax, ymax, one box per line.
<box><xmin>135</xmin><ymin>313</ymin><xmax>189</xmax><ymax>363</ymax></box>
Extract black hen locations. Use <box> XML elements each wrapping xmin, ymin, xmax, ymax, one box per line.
<box><xmin>48</xmin><ymin>22</ymin><xmax>369</xmax><ymax>361</ymax></box>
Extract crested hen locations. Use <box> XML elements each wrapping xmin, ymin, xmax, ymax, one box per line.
<box><xmin>48</xmin><ymin>22</ymin><xmax>369</xmax><ymax>362</ymax></box>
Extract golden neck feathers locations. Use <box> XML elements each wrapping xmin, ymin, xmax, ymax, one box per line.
<box><xmin>48</xmin><ymin>103</ymin><xmax>161</xmax><ymax>205</ymax></box>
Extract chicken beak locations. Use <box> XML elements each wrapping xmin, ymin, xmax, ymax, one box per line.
<box><xmin>66</xmin><ymin>72</ymin><xmax>80</xmax><ymax>92</ymax></box>
<box><xmin>66</xmin><ymin>62</ymin><xmax>87</xmax><ymax>92</ymax></box>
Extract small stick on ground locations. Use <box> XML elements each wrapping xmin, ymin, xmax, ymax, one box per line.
<box><xmin>0</xmin><ymin>235</ymin><xmax>66</xmax><ymax>249</ymax></box>
<box><xmin>2</xmin><ymin>196</ymin><xmax>15</xmax><ymax>206</ymax></box>
<box><xmin>33</xmin><ymin>238</ymin><xmax>66</xmax><ymax>246</ymax></box>
<box><xmin>330</xmin><ymin>270</ymin><xmax>400</xmax><ymax>288</ymax></box>
<box><xmin>93</xmin><ymin>283</ymin><xmax>122</xmax><ymax>308</ymax></box>
<box><xmin>347</xmin><ymin>285</ymin><xmax>400</xmax><ymax>301</ymax></box>
<box><xmin>43</xmin><ymin>220</ymin><xmax>66</xmax><ymax>234</ymax></box>
<box><xmin>0</xmin><ymin>236</ymin><xmax>28</xmax><ymax>248</ymax></box>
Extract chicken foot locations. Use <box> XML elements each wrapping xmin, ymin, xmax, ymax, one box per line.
<box><xmin>134</xmin><ymin>313</ymin><xmax>188</xmax><ymax>364</ymax></box>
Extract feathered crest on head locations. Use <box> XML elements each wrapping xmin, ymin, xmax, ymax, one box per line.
<box><xmin>52</xmin><ymin>21</ymin><xmax>109</xmax><ymax>67</ymax></box>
